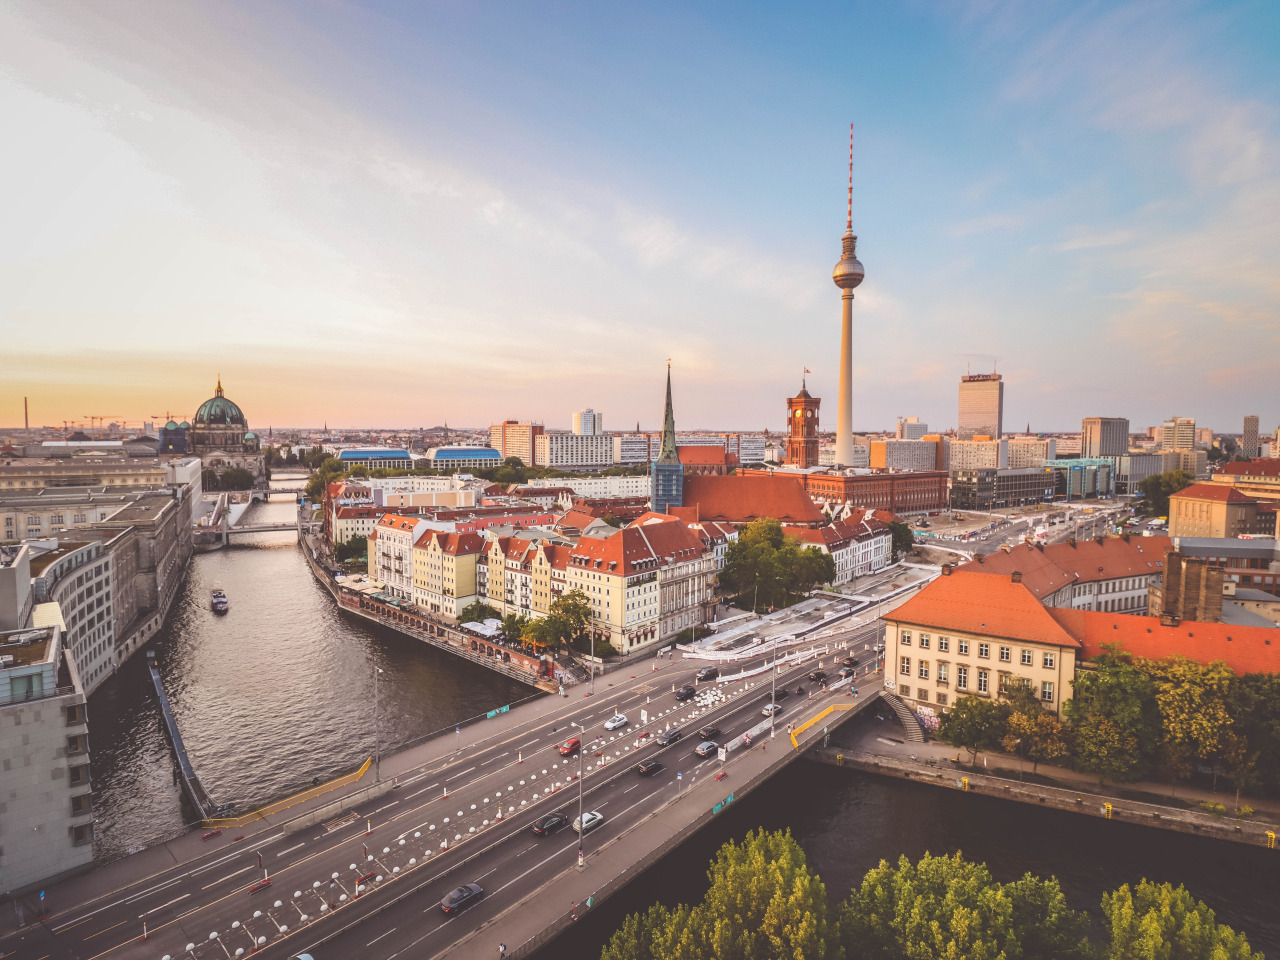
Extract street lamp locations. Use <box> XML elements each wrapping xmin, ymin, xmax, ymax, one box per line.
<box><xmin>1014</xmin><ymin>737</ymin><xmax>1024</xmax><ymax>782</ymax></box>
<box><xmin>571</xmin><ymin>721</ymin><xmax>587</xmax><ymax>868</ymax></box>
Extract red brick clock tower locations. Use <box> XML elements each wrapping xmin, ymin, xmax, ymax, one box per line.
<box><xmin>785</xmin><ymin>377</ymin><xmax>821</xmax><ymax>468</ymax></box>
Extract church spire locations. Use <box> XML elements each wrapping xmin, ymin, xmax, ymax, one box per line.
<box><xmin>656</xmin><ymin>359</ymin><xmax>678</xmax><ymax>464</ymax></box>
<box><xmin>215</xmin><ymin>374</ymin><xmax>224</xmax><ymax>398</ymax></box>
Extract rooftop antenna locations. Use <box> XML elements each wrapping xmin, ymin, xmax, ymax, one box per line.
<box><xmin>846</xmin><ymin>122</ymin><xmax>854</xmax><ymax>234</ymax></box>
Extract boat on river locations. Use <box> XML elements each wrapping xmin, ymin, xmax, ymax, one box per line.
<box><xmin>211</xmin><ymin>586</ymin><xmax>229</xmax><ymax>614</ymax></box>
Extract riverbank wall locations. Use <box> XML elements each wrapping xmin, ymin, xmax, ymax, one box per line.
<box><xmin>813</xmin><ymin>749</ymin><xmax>1279</xmax><ymax>850</ymax></box>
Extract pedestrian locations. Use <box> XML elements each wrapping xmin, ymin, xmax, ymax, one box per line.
<box><xmin>499</xmin><ymin>944</ymin><xmax>507</xmax><ymax>958</ymax></box>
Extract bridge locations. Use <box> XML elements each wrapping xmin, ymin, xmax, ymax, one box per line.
<box><xmin>14</xmin><ymin>612</ymin><xmax>887</xmax><ymax>960</ymax></box>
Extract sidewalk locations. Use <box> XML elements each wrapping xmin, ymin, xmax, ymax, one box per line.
<box><xmin>836</xmin><ymin>710</ymin><xmax>1280</xmax><ymax>822</ymax></box>
<box><xmin>0</xmin><ymin>655</ymin><xmax>686</xmax><ymax>942</ymax></box>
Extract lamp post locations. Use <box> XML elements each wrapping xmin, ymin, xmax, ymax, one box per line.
<box><xmin>571</xmin><ymin>721</ymin><xmax>586</xmax><ymax>868</ymax></box>
<box><xmin>373</xmin><ymin>666</ymin><xmax>384</xmax><ymax>782</ymax></box>
<box><xmin>1015</xmin><ymin>738</ymin><xmax>1024</xmax><ymax>782</ymax></box>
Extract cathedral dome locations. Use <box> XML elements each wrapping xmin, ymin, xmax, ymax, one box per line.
<box><xmin>194</xmin><ymin>378</ymin><xmax>247</xmax><ymax>427</ymax></box>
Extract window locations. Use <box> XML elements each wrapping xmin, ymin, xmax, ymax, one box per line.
<box><xmin>901</xmin><ymin>631</ymin><xmax>911</xmax><ymax>646</ymax></box>
<box><xmin>937</xmin><ymin>663</ymin><xmax>949</xmax><ymax>683</ymax></box>
<box><xmin>1043</xmin><ymin>652</ymin><xmax>1056</xmax><ymax>669</ymax></box>
<box><xmin>69</xmin><ymin>764</ymin><xmax>90</xmax><ymax>787</ymax></box>
<box><xmin>1021</xmin><ymin>649</ymin><xmax>1033</xmax><ymax>666</ymax></box>
<box><xmin>919</xmin><ymin>633</ymin><xmax>931</xmax><ymax>649</ymax></box>
<box><xmin>917</xmin><ymin>688</ymin><xmax>929</xmax><ymax>702</ymax></box>
<box><xmin>900</xmin><ymin>685</ymin><xmax>911</xmax><ymax>698</ymax></box>
<box><xmin>918</xmin><ymin>661</ymin><xmax>929</xmax><ymax>680</ymax></box>
<box><xmin>977</xmin><ymin>670</ymin><xmax>989</xmax><ymax>694</ymax></box>
<box><xmin>66</xmin><ymin>704</ymin><xmax>86</xmax><ymax>726</ymax></box>
<box><xmin>71</xmin><ymin>823</ymin><xmax>94</xmax><ymax>846</ymax></box>
<box><xmin>1041</xmin><ymin>681</ymin><xmax>1055</xmax><ymax>702</ymax></box>
<box><xmin>999</xmin><ymin>646</ymin><xmax>1011</xmax><ymax>662</ymax></box>
<box><xmin>900</xmin><ymin>656</ymin><xmax>911</xmax><ymax>676</ymax></box>
<box><xmin>67</xmin><ymin>734</ymin><xmax>88</xmax><ymax>755</ymax></box>
<box><xmin>958</xmin><ymin>639</ymin><xmax>969</xmax><ymax>655</ymax></box>
<box><xmin>978</xmin><ymin>643</ymin><xmax>990</xmax><ymax>659</ymax></box>
<box><xmin>938</xmin><ymin>636</ymin><xmax>949</xmax><ymax>652</ymax></box>
<box><xmin>936</xmin><ymin>692</ymin><xmax>948</xmax><ymax>706</ymax></box>
<box><xmin>71</xmin><ymin>793</ymin><xmax>91</xmax><ymax>816</ymax></box>
<box><xmin>956</xmin><ymin>666</ymin><xmax>968</xmax><ymax>690</ymax></box>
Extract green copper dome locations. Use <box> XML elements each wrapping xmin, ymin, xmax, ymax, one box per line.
<box><xmin>194</xmin><ymin>378</ymin><xmax>247</xmax><ymax>426</ymax></box>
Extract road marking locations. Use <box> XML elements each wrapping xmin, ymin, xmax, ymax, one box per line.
<box><xmin>370</xmin><ymin>800</ymin><xmax>401</xmax><ymax>815</ymax></box>
<box><xmin>202</xmin><ymin>865</ymin><xmax>254</xmax><ymax>890</ymax></box>
<box><xmin>475</xmin><ymin>866</ymin><xmax>499</xmax><ymax>881</ymax></box>
<box><xmin>517</xmin><ymin>843</ymin><xmax>538</xmax><ymax>856</ymax></box>
<box><xmin>479</xmin><ymin>752</ymin><xmax>510</xmax><ymax>766</ymax></box>
<box><xmin>518</xmin><ymin>740</ymin><xmax>539</xmax><ymax>749</ymax></box>
<box><xmin>444</xmin><ymin>766</ymin><xmax>477</xmax><ymax>782</ymax></box>
<box><xmin>81</xmin><ymin>919</ymin><xmax>127</xmax><ymax>940</ymax></box>
<box><xmin>276</xmin><ymin>842</ymin><xmax>307</xmax><ymax>857</ymax></box>
<box><xmin>141</xmin><ymin>894</ymin><xmax>191</xmax><ymax>917</ymax></box>
<box><xmin>367</xmin><ymin>927</ymin><xmax>398</xmax><ymax>946</ymax></box>
<box><xmin>623</xmin><ymin>783</ymin><xmax>640</xmax><ymax>793</ymax></box>
<box><xmin>405</xmin><ymin>783</ymin><xmax>438</xmax><ymax>799</ymax></box>
<box><xmin>122</xmin><ymin>877</ymin><xmax>181</xmax><ymax>905</ymax></box>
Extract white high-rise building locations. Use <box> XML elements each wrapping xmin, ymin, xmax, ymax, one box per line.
<box><xmin>572</xmin><ymin>409</ymin><xmax>603</xmax><ymax>436</ymax></box>
<box><xmin>958</xmin><ymin>373</ymin><xmax>1004</xmax><ymax>439</ymax></box>
<box><xmin>1159</xmin><ymin>417</ymin><xmax>1196</xmax><ymax>451</ymax></box>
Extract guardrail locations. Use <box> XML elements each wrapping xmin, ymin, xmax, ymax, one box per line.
<box><xmin>201</xmin><ymin>758</ymin><xmax>373</xmax><ymax>829</ymax></box>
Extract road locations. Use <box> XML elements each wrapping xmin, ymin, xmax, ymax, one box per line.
<box><xmin>15</xmin><ymin>616</ymin><xmax>884</xmax><ymax>960</ymax></box>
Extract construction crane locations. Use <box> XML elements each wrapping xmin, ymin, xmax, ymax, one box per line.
<box><xmin>84</xmin><ymin>416</ymin><xmax>121</xmax><ymax>439</ymax></box>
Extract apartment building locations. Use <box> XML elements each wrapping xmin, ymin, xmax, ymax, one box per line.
<box><xmin>1007</xmin><ymin>437</ymin><xmax>1056</xmax><ymax>468</ymax></box>
<box><xmin>533</xmin><ymin>433</ymin><xmax>614</xmax><ymax>470</ymax></box>
<box><xmin>1081</xmin><ymin>417</ymin><xmax>1130</xmax><ymax>458</ymax></box>
<box><xmin>489</xmin><ymin>421</ymin><xmax>545</xmax><ymax>466</ymax></box>
<box><xmin>411</xmin><ymin>530</ymin><xmax>486</xmax><ymax>618</ymax></box>
<box><xmin>371</xmin><ymin>514</ymin><xmax>431</xmax><ymax>600</ymax></box>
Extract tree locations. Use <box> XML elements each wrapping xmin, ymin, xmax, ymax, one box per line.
<box><xmin>549</xmin><ymin>590</ymin><xmax>592</xmax><ymax>645</ymax></box>
<box><xmin>887</xmin><ymin>520</ymin><xmax>914</xmax><ymax>557</ymax></box>
<box><xmin>1142</xmin><ymin>655</ymin><xmax>1235</xmax><ymax>788</ymax></box>
<box><xmin>334</xmin><ymin>534</ymin><xmax>367</xmax><ymax>562</ymax></box>
<box><xmin>219</xmin><ymin>467</ymin><xmax>257</xmax><ymax>490</ymax></box>
<box><xmin>1101</xmin><ymin>880</ymin><xmax>1261</xmax><ymax>960</ymax></box>
<box><xmin>500</xmin><ymin>613</ymin><xmax>530</xmax><ymax>641</ymax></box>
<box><xmin>1002</xmin><ymin>702</ymin><xmax>1069</xmax><ymax>774</ymax></box>
<box><xmin>1064</xmin><ymin>649</ymin><xmax>1161</xmax><ymax>784</ymax></box>
<box><xmin>938</xmin><ymin>695</ymin><xmax>1010</xmax><ymax>766</ymax></box>
<box><xmin>458</xmin><ymin>601</ymin><xmax>500</xmax><ymax>624</ymax></box>
<box><xmin>1136</xmin><ymin>470</ymin><xmax>1193</xmax><ymax>516</ymax></box>
<box><xmin>1226</xmin><ymin>672</ymin><xmax>1280</xmax><ymax>790</ymax></box>
<box><xmin>602</xmin><ymin>829</ymin><xmax>836</xmax><ymax>960</ymax></box>
<box><xmin>719</xmin><ymin>519</ymin><xmax>836</xmax><ymax>610</ymax></box>
<box><xmin>838</xmin><ymin>852</ymin><xmax>1090</xmax><ymax>960</ymax></box>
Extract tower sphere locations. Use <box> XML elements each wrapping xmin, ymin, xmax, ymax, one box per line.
<box><xmin>833</xmin><ymin>234</ymin><xmax>864</xmax><ymax>290</ymax></box>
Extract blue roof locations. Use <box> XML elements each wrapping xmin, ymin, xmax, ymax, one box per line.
<box><xmin>339</xmin><ymin>448</ymin><xmax>411</xmax><ymax>461</ymax></box>
<box><xmin>429</xmin><ymin>447</ymin><xmax>501</xmax><ymax>461</ymax></box>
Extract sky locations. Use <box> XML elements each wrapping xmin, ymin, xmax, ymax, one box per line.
<box><xmin>2</xmin><ymin>1</ymin><xmax>1278</xmax><ymax>436</ymax></box>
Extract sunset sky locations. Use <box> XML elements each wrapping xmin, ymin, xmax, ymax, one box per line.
<box><xmin>2</xmin><ymin>1</ymin><xmax>1278</xmax><ymax>435</ymax></box>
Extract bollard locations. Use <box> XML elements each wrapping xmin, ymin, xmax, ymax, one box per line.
<box><xmin>366</xmin><ymin>819</ymin><xmax>371</xmax><ymax>835</ymax></box>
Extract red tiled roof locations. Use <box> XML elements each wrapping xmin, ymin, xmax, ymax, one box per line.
<box><xmin>681</xmin><ymin>474</ymin><xmax>824</xmax><ymax>526</ymax></box>
<box><xmin>571</xmin><ymin>516</ymin><xmax>705</xmax><ymax>577</ymax></box>
<box><xmin>1171</xmin><ymin>483</ymin><xmax>1257</xmax><ymax>504</ymax></box>
<box><xmin>557</xmin><ymin>508</ymin><xmax>607</xmax><ymax>532</ymax></box>
<box><xmin>677</xmin><ymin>445</ymin><xmax>730</xmax><ymax>465</ymax></box>
<box><xmin>414</xmin><ymin>530</ymin><xmax>486</xmax><ymax>555</ymax></box>
<box><xmin>887</xmin><ymin>570</ymin><xmax>1082</xmax><ymax>649</ymax></box>
<box><xmin>960</xmin><ymin>536</ymin><xmax>1170</xmax><ymax>600</ymax></box>
<box><xmin>1217</xmin><ymin>459</ymin><xmax>1280</xmax><ymax>478</ymax></box>
<box><xmin>1048</xmin><ymin>608</ymin><xmax>1280</xmax><ymax>675</ymax></box>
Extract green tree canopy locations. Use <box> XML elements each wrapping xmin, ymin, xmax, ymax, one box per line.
<box><xmin>457</xmin><ymin>601</ymin><xmax>501</xmax><ymax>624</ymax></box>
<box><xmin>938</xmin><ymin>695</ymin><xmax>1011</xmax><ymax>765</ymax></box>
<box><xmin>1064</xmin><ymin>648</ymin><xmax>1162</xmax><ymax>784</ymax></box>
<box><xmin>334</xmin><ymin>534</ymin><xmax>367</xmax><ymax>562</ymax></box>
<box><xmin>838</xmin><ymin>852</ymin><xmax>1091</xmax><ymax>960</ymax></box>
<box><xmin>887</xmin><ymin>519</ymin><xmax>915</xmax><ymax>557</ymax></box>
<box><xmin>1102</xmin><ymin>879</ymin><xmax>1261</xmax><ymax>960</ymax></box>
<box><xmin>1136</xmin><ymin>469</ymin><xmax>1193</xmax><ymax>516</ymax></box>
<box><xmin>718</xmin><ymin>519</ymin><xmax>837</xmax><ymax>610</ymax></box>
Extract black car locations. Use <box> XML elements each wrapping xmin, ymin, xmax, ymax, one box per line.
<box><xmin>772</xmin><ymin>688</ymin><xmax>790</xmax><ymax>701</ymax></box>
<box><xmin>808</xmin><ymin>670</ymin><xmax>827</xmax><ymax>683</ymax></box>
<box><xmin>440</xmin><ymin>883</ymin><xmax>483</xmax><ymax>914</ymax></box>
<box><xmin>530</xmin><ymin>811</ymin><xmax>570</xmax><ymax>836</ymax></box>
<box><xmin>841</xmin><ymin>655</ymin><xmax>859</xmax><ymax>668</ymax></box>
<box><xmin>839</xmin><ymin>666</ymin><xmax>856</xmax><ymax>680</ymax></box>
<box><xmin>698</xmin><ymin>725</ymin><xmax>721</xmax><ymax>740</ymax></box>
<box><xmin>674</xmin><ymin>685</ymin><xmax>696</xmax><ymax>701</ymax></box>
<box><xmin>636</xmin><ymin>760</ymin><xmax>664</xmax><ymax>776</ymax></box>
<box><xmin>696</xmin><ymin>666</ymin><xmax>719</xmax><ymax>682</ymax></box>
<box><xmin>656</xmin><ymin>728</ymin><xmax>683</xmax><ymax>746</ymax></box>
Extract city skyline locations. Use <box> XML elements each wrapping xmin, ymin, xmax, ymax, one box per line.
<box><xmin>2</xmin><ymin>2</ymin><xmax>1279</xmax><ymax>433</ymax></box>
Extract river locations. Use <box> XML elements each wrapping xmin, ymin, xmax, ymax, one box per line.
<box><xmin>86</xmin><ymin>483</ymin><xmax>1278</xmax><ymax>954</ymax></box>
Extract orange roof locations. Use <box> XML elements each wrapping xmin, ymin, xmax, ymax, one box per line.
<box><xmin>376</xmin><ymin>513</ymin><xmax>424</xmax><ymax>531</ymax></box>
<box><xmin>677</xmin><ymin>445</ymin><xmax>730</xmax><ymax>465</ymax></box>
<box><xmin>960</xmin><ymin>536</ymin><xmax>1170</xmax><ymax>599</ymax></box>
<box><xmin>570</xmin><ymin>516</ymin><xmax>705</xmax><ymax>577</ymax></box>
<box><xmin>887</xmin><ymin>570</ymin><xmax>1082</xmax><ymax>649</ymax></box>
<box><xmin>681</xmin><ymin>474</ymin><xmax>824</xmax><ymax>526</ymax></box>
<box><xmin>1049</xmin><ymin>608</ymin><xmax>1280</xmax><ymax>675</ymax></box>
<box><xmin>1171</xmin><ymin>483</ymin><xmax>1257</xmax><ymax>504</ymax></box>
<box><xmin>414</xmin><ymin>530</ymin><xmax>486</xmax><ymax>555</ymax></box>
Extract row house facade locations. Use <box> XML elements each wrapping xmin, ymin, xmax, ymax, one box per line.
<box><xmin>411</xmin><ymin>531</ymin><xmax>486</xmax><ymax>618</ymax></box>
<box><xmin>371</xmin><ymin>514</ymin><xmax>429</xmax><ymax>601</ymax></box>
<box><xmin>788</xmin><ymin>517</ymin><xmax>892</xmax><ymax>585</ymax></box>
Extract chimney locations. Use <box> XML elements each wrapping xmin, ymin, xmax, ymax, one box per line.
<box><xmin>941</xmin><ymin>563</ymin><xmax>952</xmax><ymax>576</ymax></box>
<box><xmin>1069</xmin><ymin>538</ymin><xmax>1077</xmax><ymax>548</ymax></box>
<box><xmin>1159</xmin><ymin>613</ymin><xmax>1180</xmax><ymax>627</ymax></box>
<box><xmin>1011</xmin><ymin>571</ymin><xmax>1022</xmax><ymax>584</ymax></box>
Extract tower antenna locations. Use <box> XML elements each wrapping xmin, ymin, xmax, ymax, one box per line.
<box><xmin>846</xmin><ymin>123</ymin><xmax>854</xmax><ymax>233</ymax></box>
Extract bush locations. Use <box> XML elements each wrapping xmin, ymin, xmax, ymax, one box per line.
<box><xmin>1198</xmin><ymin>801</ymin><xmax>1226</xmax><ymax>817</ymax></box>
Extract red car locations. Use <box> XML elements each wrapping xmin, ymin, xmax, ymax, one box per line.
<box><xmin>559</xmin><ymin>738</ymin><xmax>581</xmax><ymax>756</ymax></box>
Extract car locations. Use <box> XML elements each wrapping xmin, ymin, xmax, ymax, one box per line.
<box><xmin>698</xmin><ymin>725</ymin><xmax>721</xmax><ymax>740</ymax></box>
<box><xmin>839</xmin><ymin>666</ymin><xmax>856</xmax><ymax>679</ymax></box>
<box><xmin>440</xmin><ymin>883</ymin><xmax>484</xmax><ymax>914</ymax></box>
<box><xmin>674</xmin><ymin>685</ymin><xmax>696</xmax><ymax>701</ymax></box>
<box><xmin>656</xmin><ymin>728</ymin><xmax>683</xmax><ymax>746</ymax></box>
<box><xmin>762</xmin><ymin>703</ymin><xmax>783</xmax><ymax>717</ymax></box>
<box><xmin>573</xmin><ymin>811</ymin><xmax>604</xmax><ymax>834</ymax></box>
<box><xmin>772</xmin><ymin>687</ymin><xmax>790</xmax><ymax>701</ymax></box>
<box><xmin>808</xmin><ymin>670</ymin><xmax>827</xmax><ymax>683</ymax></box>
<box><xmin>604</xmin><ymin>713</ymin><xmax>628</xmax><ymax>731</ymax></box>
<box><xmin>559</xmin><ymin>738</ymin><xmax>581</xmax><ymax>756</ymax></box>
<box><xmin>531</xmin><ymin>811</ymin><xmax>570</xmax><ymax>836</ymax></box>
<box><xmin>636</xmin><ymin>760</ymin><xmax>664</xmax><ymax>776</ymax></box>
<box><xmin>696</xmin><ymin>666</ymin><xmax>719</xmax><ymax>681</ymax></box>
<box><xmin>841</xmin><ymin>655</ymin><xmax>859</xmax><ymax>668</ymax></box>
<box><xmin>694</xmin><ymin>741</ymin><xmax>719</xmax><ymax>758</ymax></box>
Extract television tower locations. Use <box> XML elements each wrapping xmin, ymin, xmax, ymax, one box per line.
<box><xmin>832</xmin><ymin>123</ymin><xmax>865</xmax><ymax>466</ymax></box>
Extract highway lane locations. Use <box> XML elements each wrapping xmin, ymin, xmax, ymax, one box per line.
<box><xmin>287</xmin><ymin>640</ymin><xmax>884</xmax><ymax>959</ymax></box>
<box><xmin>21</xmin><ymin>618</ymin><xmax>882</xmax><ymax>960</ymax></box>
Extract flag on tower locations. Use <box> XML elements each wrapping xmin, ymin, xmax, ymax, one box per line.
<box><xmin>804</xmin><ymin>368</ymin><xmax>811</xmax><ymax>373</ymax></box>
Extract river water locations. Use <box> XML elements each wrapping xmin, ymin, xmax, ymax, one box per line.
<box><xmin>86</xmin><ymin>483</ymin><xmax>1278</xmax><ymax>954</ymax></box>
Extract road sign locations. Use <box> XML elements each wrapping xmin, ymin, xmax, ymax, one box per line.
<box><xmin>718</xmin><ymin>747</ymin><xmax>727</xmax><ymax>762</ymax></box>
<box><xmin>39</xmin><ymin>890</ymin><xmax>45</xmax><ymax>901</ymax></box>
<box><xmin>677</xmin><ymin>772</ymin><xmax>682</xmax><ymax>780</ymax></box>
<box><xmin>641</xmin><ymin>709</ymin><xmax>648</xmax><ymax>724</ymax></box>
